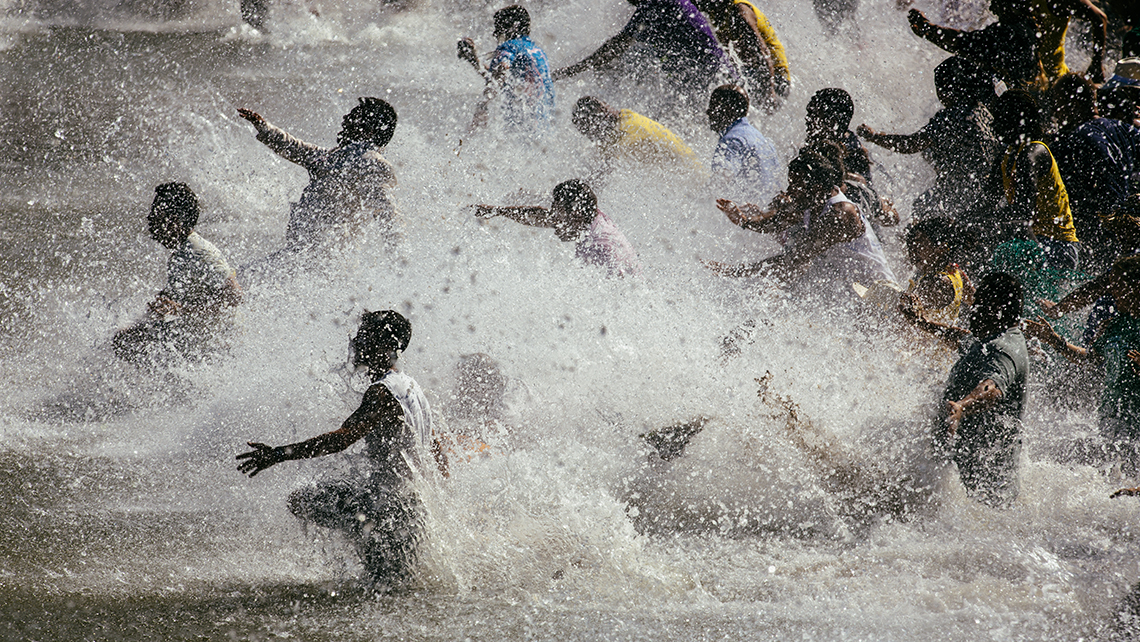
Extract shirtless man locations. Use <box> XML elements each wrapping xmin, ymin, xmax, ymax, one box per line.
<box><xmin>238</xmin><ymin>97</ymin><xmax>399</xmax><ymax>249</ymax></box>
<box><xmin>237</xmin><ymin>310</ymin><xmax>447</xmax><ymax>586</ymax></box>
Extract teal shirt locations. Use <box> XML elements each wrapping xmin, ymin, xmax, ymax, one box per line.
<box><xmin>1092</xmin><ymin>314</ymin><xmax>1140</xmax><ymax>438</ymax></box>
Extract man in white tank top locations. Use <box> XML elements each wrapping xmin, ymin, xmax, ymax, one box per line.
<box><xmin>236</xmin><ymin>309</ymin><xmax>446</xmax><ymax>587</ymax></box>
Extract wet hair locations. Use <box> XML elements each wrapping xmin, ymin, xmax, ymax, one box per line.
<box><xmin>572</xmin><ymin>96</ymin><xmax>608</xmax><ymax>126</ymax></box>
<box><xmin>340</xmin><ymin>97</ymin><xmax>398</xmax><ymax>147</ymax></box>
<box><xmin>788</xmin><ymin>143</ymin><xmax>845</xmax><ymax>190</ymax></box>
<box><xmin>152</xmin><ymin>182</ymin><xmax>199</xmax><ymax>229</ymax></box>
<box><xmin>993</xmin><ymin>90</ymin><xmax>1043</xmax><ymax>141</ymax></box>
<box><xmin>709</xmin><ymin>84</ymin><xmax>749</xmax><ymax>120</ymax></box>
<box><xmin>1050</xmin><ymin>73</ymin><xmax>1097</xmax><ymax>123</ymax></box>
<box><xmin>972</xmin><ymin>272</ymin><xmax>1023</xmax><ymax>330</ymax></box>
<box><xmin>807</xmin><ymin>88</ymin><xmax>855</xmax><ymax>131</ymax></box>
<box><xmin>355</xmin><ymin>309</ymin><xmax>412</xmax><ymax>360</ymax></box>
<box><xmin>1097</xmin><ymin>86</ymin><xmax>1139</xmax><ymax>122</ymax></box>
<box><xmin>934</xmin><ymin>57</ymin><xmax>995</xmax><ymax>106</ymax></box>
<box><xmin>493</xmin><ymin>5</ymin><xmax>530</xmax><ymax>38</ymax></box>
<box><xmin>552</xmin><ymin>179</ymin><xmax>597</xmax><ymax>220</ymax></box>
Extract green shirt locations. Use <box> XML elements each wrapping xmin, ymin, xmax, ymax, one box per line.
<box><xmin>1092</xmin><ymin>313</ymin><xmax>1140</xmax><ymax>438</ymax></box>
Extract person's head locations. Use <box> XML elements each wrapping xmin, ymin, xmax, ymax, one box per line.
<box><xmin>493</xmin><ymin>5</ymin><xmax>530</xmax><ymax>41</ymax></box>
<box><xmin>934</xmin><ymin>56</ymin><xmax>996</xmax><ymax>107</ymax></box>
<box><xmin>572</xmin><ymin>96</ymin><xmax>620</xmax><ymax>143</ymax></box>
<box><xmin>1049</xmin><ymin>73</ymin><xmax>1097</xmax><ymax>131</ymax></box>
<box><xmin>338</xmin><ymin>97</ymin><xmax>397</xmax><ymax>147</ymax></box>
<box><xmin>992</xmin><ymin>89</ymin><xmax>1042</xmax><ymax>146</ymax></box>
<box><xmin>786</xmin><ymin>143</ymin><xmax>845</xmax><ymax>204</ymax></box>
<box><xmin>1108</xmin><ymin>255</ymin><xmax>1140</xmax><ymax>317</ymax></box>
<box><xmin>904</xmin><ymin>217</ymin><xmax>960</xmax><ymax>270</ymax></box>
<box><xmin>148</xmin><ymin>182</ymin><xmax>199</xmax><ymax>248</ymax></box>
<box><xmin>1123</xmin><ymin>27</ymin><xmax>1140</xmax><ymax>59</ymax></box>
<box><xmin>350</xmin><ymin>309</ymin><xmax>412</xmax><ymax>372</ymax></box>
<box><xmin>968</xmin><ymin>272</ymin><xmax>1023</xmax><ymax>336</ymax></box>
<box><xmin>707</xmin><ymin>84</ymin><xmax>749</xmax><ymax>133</ymax></box>
<box><xmin>550</xmin><ymin>179</ymin><xmax>597</xmax><ymax>241</ymax></box>
<box><xmin>1098</xmin><ymin>86</ymin><xmax>1140</xmax><ymax>126</ymax></box>
<box><xmin>692</xmin><ymin>0</ymin><xmax>734</xmax><ymax>21</ymax></box>
<box><xmin>805</xmin><ymin>88</ymin><xmax>854</xmax><ymax>140</ymax></box>
<box><xmin>451</xmin><ymin>352</ymin><xmax>507</xmax><ymax>421</ymax></box>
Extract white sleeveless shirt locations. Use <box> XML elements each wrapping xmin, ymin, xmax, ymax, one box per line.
<box><xmin>802</xmin><ymin>192</ymin><xmax>897</xmax><ymax>287</ymax></box>
<box><xmin>378</xmin><ymin>369</ymin><xmax>433</xmax><ymax>448</ymax></box>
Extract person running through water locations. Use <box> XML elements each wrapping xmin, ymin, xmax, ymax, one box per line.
<box><xmin>571</xmin><ymin>95</ymin><xmax>704</xmax><ymax>180</ymax></box>
<box><xmin>238</xmin><ymin>97</ymin><xmax>399</xmax><ymax>250</ymax></box>
<box><xmin>471</xmin><ymin>179</ymin><xmax>643</xmax><ymax>278</ymax></box>
<box><xmin>553</xmin><ymin>0</ymin><xmax>738</xmax><ymax>104</ymax></box>
<box><xmin>237</xmin><ymin>310</ymin><xmax>448</xmax><ymax>587</ymax></box>
<box><xmin>858</xmin><ymin>56</ymin><xmax>998</xmax><ymax>222</ymax></box>
<box><xmin>457</xmin><ymin>5</ymin><xmax>554</xmax><ymax>133</ymax></box>
<box><xmin>907</xmin><ymin>0</ymin><xmax>1044</xmax><ymax>91</ymax></box>
<box><xmin>707</xmin><ymin>84</ymin><xmax>781</xmax><ymax>204</ymax></box>
<box><xmin>113</xmin><ymin>183</ymin><xmax>242</xmax><ymax>365</ymax></box>
<box><xmin>706</xmin><ymin>144</ymin><xmax>897</xmax><ymax>299</ymax></box>
<box><xmin>693</xmin><ymin>0</ymin><xmax>785</xmax><ymax>109</ymax></box>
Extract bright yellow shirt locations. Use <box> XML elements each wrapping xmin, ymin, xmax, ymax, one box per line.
<box><xmin>1001</xmin><ymin>140</ymin><xmax>1079</xmax><ymax>243</ymax></box>
<box><xmin>611</xmin><ymin>110</ymin><xmax>701</xmax><ymax>171</ymax></box>
<box><xmin>1030</xmin><ymin>0</ymin><xmax>1070</xmax><ymax>82</ymax></box>
<box><xmin>733</xmin><ymin>0</ymin><xmax>791</xmax><ymax>84</ymax></box>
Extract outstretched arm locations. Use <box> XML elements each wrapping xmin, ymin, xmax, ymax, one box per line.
<box><xmin>907</xmin><ymin>9</ymin><xmax>966</xmax><ymax>53</ymax></box>
<box><xmin>1054</xmin><ymin>0</ymin><xmax>1107</xmax><ymax>83</ymax></box>
<box><xmin>856</xmin><ymin>124</ymin><xmax>931</xmax><ymax>155</ymax></box>
<box><xmin>553</xmin><ymin>32</ymin><xmax>634</xmax><ymax>80</ymax></box>
<box><xmin>716</xmin><ymin>196</ymin><xmax>799</xmax><ymax>234</ymax></box>
<box><xmin>1038</xmin><ymin>272</ymin><xmax>1110</xmax><ymax>318</ymax></box>
<box><xmin>237</xmin><ymin>382</ymin><xmax>402</xmax><ymax>477</ymax></box>
<box><xmin>238</xmin><ymin>108</ymin><xmax>326</xmax><ymax>169</ymax></box>
<box><xmin>1024</xmin><ymin>316</ymin><xmax>1095</xmax><ymax>366</ymax></box>
<box><xmin>898</xmin><ymin>292</ymin><xmax>970</xmax><ymax>347</ymax></box>
<box><xmin>945</xmin><ymin>378</ymin><xmax>1003</xmax><ymax>437</ymax></box>
<box><xmin>472</xmin><ymin>205</ymin><xmax>558</xmax><ymax>228</ymax></box>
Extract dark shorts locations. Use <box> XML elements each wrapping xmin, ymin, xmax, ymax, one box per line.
<box><xmin>288</xmin><ymin>478</ymin><xmax>423</xmax><ymax>585</ymax></box>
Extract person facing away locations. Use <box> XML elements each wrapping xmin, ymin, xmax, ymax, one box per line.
<box><xmin>1026</xmin><ymin>256</ymin><xmax>1140</xmax><ymax>465</ymax></box>
<box><xmin>1049</xmin><ymin>73</ymin><xmax>1140</xmax><ymax>274</ymax></box>
<box><xmin>804</xmin><ymin>88</ymin><xmax>873</xmax><ymax>186</ymax></box>
<box><xmin>1026</xmin><ymin>0</ymin><xmax>1108</xmax><ymax>84</ymax></box>
<box><xmin>707</xmin><ymin>84</ymin><xmax>780</xmax><ymax>204</ymax></box>
<box><xmin>706</xmin><ymin>144</ymin><xmax>897</xmax><ymax>296</ymax></box>
<box><xmin>457</xmin><ymin>5</ymin><xmax>554</xmax><ymax>133</ymax></box>
<box><xmin>237</xmin><ymin>310</ymin><xmax>448</xmax><ymax>586</ymax></box>
<box><xmin>693</xmin><ymin>0</ymin><xmax>784</xmax><ymax>109</ymax></box>
<box><xmin>571</xmin><ymin>96</ymin><xmax>703</xmax><ymax>177</ymax></box>
<box><xmin>113</xmin><ymin>183</ymin><xmax>242</xmax><ymax>364</ymax></box>
<box><xmin>238</xmin><ymin>97</ymin><xmax>398</xmax><ymax>249</ymax></box>
<box><xmin>858</xmin><ymin>56</ymin><xmax>999</xmax><ymax>221</ymax></box>
<box><xmin>990</xmin><ymin>89</ymin><xmax>1081</xmax><ymax>270</ymax></box>
<box><xmin>552</xmin><ymin>0</ymin><xmax>737</xmax><ymax>98</ymax></box>
<box><xmin>907</xmin><ymin>0</ymin><xmax>1044</xmax><ymax>91</ymax></box>
<box><xmin>933</xmin><ymin>272</ymin><xmax>1029</xmax><ymax>508</ymax></box>
<box><xmin>472</xmin><ymin>179</ymin><xmax>643</xmax><ymax>278</ymax></box>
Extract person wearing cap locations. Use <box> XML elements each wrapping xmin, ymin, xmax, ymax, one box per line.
<box><xmin>457</xmin><ymin>5</ymin><xmax>554</xmax><ymax>133</ymax></box>
<box><xmin>472</xmin><ymin>179</ymin><xmax>643</xmax><ymax>278</ymax></box>
<box><xmin>237</xmin><ymin>310</ymin><xmax>447</xmax><ymax>585</ymax></box>
<box><xmin>238</xmin><ymin>98</ymin><xmax>399</xmax><ymax>249</ymax></box>
<box><xmin>113</xmin><ymin>183</ymin><xmax>242</xmax><ymax>364</ymax></box>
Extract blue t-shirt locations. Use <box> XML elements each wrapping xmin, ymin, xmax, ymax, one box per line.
<box><xmin>618</xmin><ymin>0</ymin><xmax>737</xmax><ymax>88</ymax></box>
<box><xmin>712</xmin><ymin>117</ymin><xmax>780</xmax><ymax>203</ymax></box>
<box><xmin>489</xmin><ymin>36</ymin><xmax>555</xmax><ymax>128</ymax></box>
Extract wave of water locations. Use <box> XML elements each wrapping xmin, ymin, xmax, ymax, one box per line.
<box><xmin>2</xmin><ymin>0</ymin><xmax>1138</xmax><ymax>640</ymax></box>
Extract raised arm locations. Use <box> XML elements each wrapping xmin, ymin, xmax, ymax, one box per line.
<box><xmin>238</xmin><ymin>108</ymin><xmax>327</xmax><ymax>170</ymax></box>
<box><xmin>1023</xmin><ymin>316</ymin><xmax>1096</xmax><ymax>366</ymax></box>
<box><xmin>473</xmin><ymin>205</ymin><xmax>558</xmax><ymax>228</ymax></box>
<box><xmin>907</xmin><ymin>9</ymin><xmax>966</xmax><ymax>53</ymax></box>
<box><xmin>553</xmin><ymin>31</ymin><xmax>635</xmax><ymax>80</ymax></box>
<box><xmin>237</xmin><ymin>382</ymin><xmax>403</xmax><ymax>477</ymax></box>
<box><xmin>1054</xmin><ymin>0</ymin><xmax>1107</xmax><ymax>83</ymax></box>
<box><xmin>856</xmin><ymin>124</ymin><xmax>931</xmax><ymax>155</ymax></box>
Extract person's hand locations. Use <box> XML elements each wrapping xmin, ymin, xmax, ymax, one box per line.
<box><xmin>877</xmin><ymin>197</ymin><xmax>900</xmax><ymax>226</ymax></box>
<box><xmin>1037</xmin><ymin>298</ymin><xmax>1062</xmax><ymax>319</ymax></box>
<box><xmin>945</xmin><ymin>399</ymin><xmax>963</xmax><ymax>438</ymax></box>
<box><xmin>898</xmin><ymin>291</ymin><xmax>921</xmax><ymax>320</ymax></box>
<box><xmin>1111</xmin><ymin>486</ymin><xmax>1140</xmax><ymax>498</ymax></box>
<box><xmin>855</xmin><ymin>124</ymin><xmax>877</xmax><ymax>139</ymax></box>
<box><xmin>457</xmin><ymin>38</ymin><xmax>480</xmax><ymax>69</ymax></box>
<box><xmin>471</xmin><ymin>205</ymin><xmax>497</xmax><ymax>219</ymax></box>
<box><xmin>1023</xmin><ymin>315</ymin><xmax>1061</xmax><ymax>347</ymax></box>
<box><xmin>715</xmin><ymin>199</ymin><xmax>745</xmax><ymax>226</ymax></box>
<box><xmin>1128</xmin><ymin>349</ymin><xmax>1140</xmax><ymax>374</ymax></box>
<box><xmin>907</xmin><ymin>9</ymin><xmax>930</xmax><ymax>37</ymax></box>
<box><xmin>551</xmin><ymin>67</ymin><xmax>571</xmax><ymax>81</ymax></box>
<box><xmin>147</xmin><ymin>294</ymin><xmax>181</xmax><ymax>318</ymax></box>
<box><xmin>236</xmin><ymin>441</ymin><xmax>285</xmax><ymax>477</ymax></box>
<box><xmin>237</xmin><ymin>108</ymin><xmax>266</xmax><ymax>129</ymax></box>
